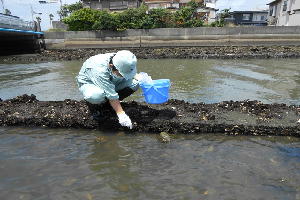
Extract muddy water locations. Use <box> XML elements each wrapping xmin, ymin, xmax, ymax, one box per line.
<box><xmin>0</xmin><ymin>59</ymin><xmax>300</xmax><ymax>199</ymax></box>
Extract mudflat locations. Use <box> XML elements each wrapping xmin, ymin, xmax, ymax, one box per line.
<box><xmin>1</xmin><ymin>46</ymin><xmax>300</xmax><ymax>63</ymax></box>
<box><xmin>1</xmin><ymin>94</ymin><xmax>299</xmax><ymax>137</ymax></box>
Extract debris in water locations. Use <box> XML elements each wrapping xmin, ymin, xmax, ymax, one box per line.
<box><xmin>159</xmin><ymin>132</ymin><xmax>171</xmax><ymax>143</ymax></box>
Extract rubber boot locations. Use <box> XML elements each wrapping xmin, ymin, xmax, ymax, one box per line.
<box><xmin>86</xmin><ymin>101</ymin><xmax>110</xmax><ymax>121</ymax></box>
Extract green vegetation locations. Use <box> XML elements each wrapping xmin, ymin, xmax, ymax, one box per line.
<box><xmin>58</xmin><ymin>2</ymin><xmax>84</xmax><ymax>19</ymax></box>
<box><xmin>62</xmin><ymin>1</ymin><xmax>209</xmax><ymax>31</ymax></box>
<box><xmin>210</xmin><ymin>9</ymin><xmax>231</xmax><ymax>27</ymax></box>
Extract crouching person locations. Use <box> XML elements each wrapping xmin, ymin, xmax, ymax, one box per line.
<box><xmin>77</xmin><ymin>50</ymin><xmax>139</xmax><ymax>129</ymax></box>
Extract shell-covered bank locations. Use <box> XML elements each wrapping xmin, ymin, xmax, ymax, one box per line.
<box><xmin>1</xmin><ymin>46</ymin><xmax>300</xmax><ymax>62</ymax></box>
<box><xmin>1</xmin><ymin>94</ymin><xmax>300</xmax><ymax>137</ymax></box>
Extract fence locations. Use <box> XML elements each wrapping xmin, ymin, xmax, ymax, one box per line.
<box><xmin>0</xmin><ymin>14</ymin><xmax>35</xmax><ymax>31</ymax></box>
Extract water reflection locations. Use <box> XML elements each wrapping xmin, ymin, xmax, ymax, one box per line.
<box><xmin>1</xmin><ymin>59</ymin><xmax>300</xmax><ymax>104</ymax></box>
<box><xmin>0</xmin><ymin>127</ymin><xmax>299</xmax><ymax>199</ymax></box>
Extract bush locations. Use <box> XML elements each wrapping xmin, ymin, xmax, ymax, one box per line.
<box><xmin>63</xmin><ymin>8</ymin><xmax>99</xmax><ymax>31</ymax></box>
<box><xmin>62</xmin><ymin>3</ymin><xmax>205</xmax><ymax>31</ymax></box>
<box><xmin>147</xmin><ymin>8</ymin><xmax>171</xmax><ymax>28</ymax></box>
<box><xmin>92</xmin><ymin>11</ymin><xmax>119</xmax><ymax>31</ymax></box>
<box><xmin>117</xmin><ymin>6</ymin><xmax>148</xmax><ymax>29</ymax></box>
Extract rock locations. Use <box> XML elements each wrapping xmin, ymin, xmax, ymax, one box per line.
<box><xmin>158</xmin><ymin>132</ymin><xmax>171</xmax><ymax>143</ymax></box>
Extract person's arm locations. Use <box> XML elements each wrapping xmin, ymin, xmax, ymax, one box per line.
<box><xmin>109</xmin><ymin>99</ymin><xmax>123</xmax><ymax>114</ymax></box>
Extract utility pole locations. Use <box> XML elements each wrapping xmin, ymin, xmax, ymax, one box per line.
<box><xmin>31</xmin><ymin>5</ymin><xmax>42</xmax><ymax>22</ymax></box>
<box><xmin>1</xmin><ymin>0</ymin><xmax>5</xmax><ymax>13</ymax></box>
<box><xmin>59</xmin><ymin>0</ymin><xmax>62</xmax><ymax>20</ymax></box>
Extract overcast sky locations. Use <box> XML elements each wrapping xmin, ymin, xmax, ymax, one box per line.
<box><xmin>1</xmin><ymin>0</ymin><xmax>271</xmax><ymax>31</ymax></box>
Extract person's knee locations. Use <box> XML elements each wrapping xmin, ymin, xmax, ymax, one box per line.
<box><xmin>80</xmin><ymin>85</ymin><xmax>106</xmax><ymax>104</ymax></box>
<box><xmin>85</xmin><ymin>92</ymin><xmax>106</xmax><ymax>104</ymax></box>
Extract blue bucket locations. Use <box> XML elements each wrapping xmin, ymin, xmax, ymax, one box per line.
<box><xmin>140</xmin><ymin>79</ymin><xmax>171</xmax><ymax>104</ymax></box>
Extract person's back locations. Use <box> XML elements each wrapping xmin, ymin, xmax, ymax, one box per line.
<box><xmin>77</xmin><ymin>53</ymin><xmax>114</xmax><ymax>85</ymax></box>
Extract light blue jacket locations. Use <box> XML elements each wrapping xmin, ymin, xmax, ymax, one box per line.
<box><xmin>77</xmin><ymin>53</ymin><xmax>136</xmax><ymax>100</ymax></box>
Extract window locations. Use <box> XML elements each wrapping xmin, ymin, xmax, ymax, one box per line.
<box><xmin>109</xmin><ymin>1</ymin><xmax>128</xmax><ymax>10</ymax></box>
<box><xmin>282</xmin><ymin>0</ymin><xmax>287</xmax><ymax>11</ymax></box>
<box><xmin>261</xmin><ymin>15</ymin><xmax>265</xmax><ymax>21</ymax></box>
<box><xmin>242</xmin><ymin>14</ymin><xmax>250</xmax><ymax>20</ymax></box>
<box><xmin>269</xmin><ymin>7</ymin><xmax>273</xmax><ymax>16</ymax></box>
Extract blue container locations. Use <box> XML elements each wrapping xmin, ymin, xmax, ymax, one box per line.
<box><xmin>140</xmin><ymin>79</ymin><xmax>171</xmax><ymax>104</ymax></box>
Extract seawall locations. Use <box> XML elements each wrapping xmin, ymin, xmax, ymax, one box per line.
<box><xmin>45</xmin><ymin>26</ymin><xmax>300</xmax><ymax>49</ymax></box>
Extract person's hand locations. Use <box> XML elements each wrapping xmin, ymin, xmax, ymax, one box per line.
<box><xmin>134</xmin><ymin>73</ymin><xmax>143</xmax><ymax>82</ymax></box>
<box><xmin>117</xmin><ymin>111</ymin><xmax>133</xmax><ymax>129</ymax></box>
<box><xmin>134</xmin><ymin>72</ymin><xmax>152</xmax><ymax>84</ymax></box>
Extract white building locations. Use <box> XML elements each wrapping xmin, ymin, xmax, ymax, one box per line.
<box><xmin>145</xmin><ymin>0</ymin><xmax>218</xmax><ymax>23</ymax></box>
<box><xmin>268</xmin><ymin>0</ymin><xmax>300</xmax><ymax>26</ymax></box>
<box><xmin>202</xmin><ymin>0</ymin><xmax>218</xmax><ymax>23</ymax></box>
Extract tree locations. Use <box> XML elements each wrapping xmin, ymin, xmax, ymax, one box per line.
<box><xmin>4</xmin><ymin>8</ymin><xmax>11</xmax><ymax>15</ymax></box>
<box><xmin>62</xmin><ymin>8</ymin><xmax>99</xmax><ymax>31</ymax></box>
<box><xmin>173</xmin><ymin>0</ymin><xmax>204</xmax><ymax>28</ymax></box>
<box><xmin>211</xmin><ymin>9</ymin><xmax>231</xmax><ymax>27</ymax></box>
<box><xmin>58</xmin><ymin>2</ymin><xmax>83</xmax><ymax>19</ymax></box>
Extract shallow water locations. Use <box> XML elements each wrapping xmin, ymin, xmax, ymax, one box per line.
<box><xmin>1</xmin><ymin>59</ymin><xmax>300</xmax><ymax>104</ymax></box>
<box><xmin>0</xmin><ymin>58</ymin><xmax>300</xmax><ymax>199</ymax></box>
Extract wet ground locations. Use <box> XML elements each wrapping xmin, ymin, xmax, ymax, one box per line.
<box><xmin>1</xmin><ymin>94</ymin><xmax>300</xmax><ymax>137</ymax></box>
<box><xmin>1</xmin><ymin>46</ymin><xmax>300</xmax><ymax>63</ymax></box>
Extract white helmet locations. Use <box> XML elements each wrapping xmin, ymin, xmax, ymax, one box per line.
<box><xmin>112</xmin><ymin>50</ymin><xmax>137</xmax><ymax>80</ymax></box>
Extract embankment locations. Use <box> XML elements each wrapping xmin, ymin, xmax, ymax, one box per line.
<box><xmin>1</xmin><ymin>46</ymin><xmax>300</xmax><ymax>63</ymax></box>
<box><xmin>1</xmin><ymin>94</ymin><xmax>300</xmax><ymax>137</ymax></box>
<box><xmin>45</xmin><ymin>26</ymin><xmax>300</xmax><ymax>49</ymax></box>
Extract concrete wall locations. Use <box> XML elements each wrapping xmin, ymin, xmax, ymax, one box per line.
<box><xmin>45</xmin><ymin>26</ymin><xmax>300</xmax><ymax>49</ymax></box>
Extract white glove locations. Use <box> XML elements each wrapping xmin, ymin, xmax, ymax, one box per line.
<box><xmin>134</xmin><ymin>72</ymin><xmax>152</xmax><ymax>84</ymax></box>
<box><xmin>117</xmin><ymin>112</ymin><xmax>133</xmax><ymax>129</ymax></box>
<box><xmin>134</xmin><ymin>73</ymin><xmax>143</xmax><ymax>82</ymax></box>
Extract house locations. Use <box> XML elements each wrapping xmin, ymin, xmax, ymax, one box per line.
<box><xmin>267</xmin><ymin>0</ymin><xmax>300</xmax><ymax>26</ymax></box>
<box><xmin>144</xmin><ymin>0</ymin><xmax>218</xmax><ymax>23</ymax></box>
<box><xmin>225</xmin><ymin>11</ymin><xmax>268</xmax><ymax>26</ymax></box>
<box><xmin>143</xmin><ymin>0</ymin><xmax>180</xmax><ymax>10</ymax></box>
<box><xmin>81</xmin><ymin>0</ymin><xmax>142</xmax><ymax>11</ymax></box>
<box><xmin>196</xmin><ymin>0</ymin><xmax>218</xmax><ymax>23</ymax></box>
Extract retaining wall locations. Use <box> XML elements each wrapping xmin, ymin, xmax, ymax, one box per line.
<box><xmin>45</xmin><ymin>26</ymin><xmax>300</xmax><ymax>49</ymax></box>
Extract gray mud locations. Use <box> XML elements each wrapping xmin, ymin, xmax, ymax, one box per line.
<box><xmin>1</xmin><ymin>46</ymin><xmax>300</xmax><ymax>62</ymax></box>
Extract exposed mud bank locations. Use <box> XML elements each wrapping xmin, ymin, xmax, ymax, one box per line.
<box><xmin>1</xmin><ymin>94</ymin><xmax>300</xmax><ymax>137</ymax></box>
<box><xmin>1</xmin><ymin>46</ymin><xmax>300</xmax><ymax>63</ymax></box>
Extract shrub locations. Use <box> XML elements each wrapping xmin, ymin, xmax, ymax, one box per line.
<box><xmin>63</xmin><ymin>8</ymin><xmax>99</xmax><ymax>31</ymax></box>
<box><xmin>92</xmin><ymin>11</ymin><xmax>119</xmax><ymax>31</ymax></box>
<box><xmin>62</xmin><ymin>3</ymin><xmax>205</xmax><ymax>31</ymax></box>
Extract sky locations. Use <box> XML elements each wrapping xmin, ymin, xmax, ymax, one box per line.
<box><xmin>1</xmin><ymin>0</ymin><xmax>271</xmax><ymax>31</ymax></box>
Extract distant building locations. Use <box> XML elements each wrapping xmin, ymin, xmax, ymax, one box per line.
<box><xmin>144</xmin><ymin>0</ymin><xmax>218</xmax><ymax>23</ymax></box>
<box><xmin>143</xmin><ymin>0</ymin><xmax>180</xmax><ymax>10</ymax></box>
<box><xmin>225</xmin><ymin>11</ymin><xmax>268</xmax><ymax>26</ymax></box>
<box><xmin>195</xmin><ymin>0</ymin><xmax>218</xmax><ymax>23</ymax></box>
<box><xmin>81</xmin><ymin>0</ymin><xmax>217</xmax><ymax>23</ymax></box>
<box><xmin>81</xmin><ymin>0</ymin><xmax>142</xmax><ymax>11</ymax></box>
<box><xmin>267</xmin><ymin>0</ymin><xmax>300</xmax><ymax>26</ymax></box>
